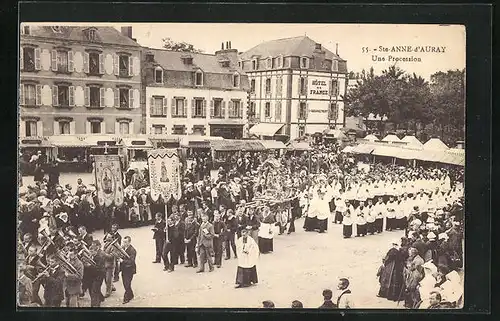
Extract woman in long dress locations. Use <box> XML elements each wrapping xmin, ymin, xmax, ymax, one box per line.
<box><xmin>377</xmin><ymin>240</ymin><xmax>405</xmax><ymax>301</ymax></box>
<box><xmin>258</xmin><ymin>206</ymin><xmax>275</xmax><ymax>254</ymax></box>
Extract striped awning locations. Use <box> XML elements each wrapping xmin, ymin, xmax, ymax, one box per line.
<box><xmin>210</xmin><ymin>140</ymin><xmax>266</xmax><ymax>151</ymax></box>
<box><xmin>47</xmin><ymin>135</ymin><xmax>90</xmax><ymax>148</ymax></box>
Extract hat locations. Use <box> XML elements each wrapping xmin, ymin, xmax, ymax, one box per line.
<box><xmin>436</xmin><ymin>209</ymin><xmax>444</xmax><ymax>215</ymax></box>
<box><xmin>422</xmin><ymin>261</ymin><xmax>438</xmax><ymax>273</ymax></box>
<box><xmin>426</xmin><ymin>217</ymin><xmax>435</xmax><ymax>223</ymax></box>
<box><xmin>427</xmin><ymin>232</ymin><xmax>437</xmax><ymax>240</ymax></box>
<box><xmin>438</xmin><ymin>233</ymin><xmax>449</xmax><ymax>240</ymax></box>
<box><xmin>245</xmin><ymin>226</ymin><xmax>253</xmax><ymax>230</ymax></box>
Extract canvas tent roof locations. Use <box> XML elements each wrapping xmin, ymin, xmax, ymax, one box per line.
<box><xmin>423</xmin><ymin>138</ymin><xmax>449</xmax><ymax>150</ymax></box>
<box><xmin>363</xmin><ymin>134</ymin><xmax>379</xmax><ymax>142</ymax></box>
<box><xmin>402</xmin><ymin>135</ymin><xmax>423</xmax><ymax>147</ymax></box>
<box><xmin>381</xmin><ymin>134</ymin><xmax>401</xmax><ymax>143</ymax></box>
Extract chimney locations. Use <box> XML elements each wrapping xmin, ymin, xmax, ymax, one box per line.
<box><xmin>229</xmin><ymin>41</ymin><xmax>232</xmax><ymax>49</ymax></box>
<box><xmin>215</xmin><ymin>40</ymin><xmax>238</xmax><ymax>64</ymax></box>
<box><xmin>336</xmin><ymin>43</ymin><xmax>339</xmax><ymax>55</ymax></box>
<box><xmin>221</xmin><ymin>42</ymin><xmax>224</xmax><ymax>50</ymax></box>
<box><xmin>226</xmin><ymin>41</ymin><xmax>229</xmax><ymax>50</ymax></box>
<box><xmin>121</xmin><ymin>26</ymin><xmax>133</xmax><ymax>39</ymax></box>
<box><xmin>145</xmin><ymin>51</ymin><xmax>154</xmax><ymax>63</ymax></box>
<box><xmin>312</xmin><ymin>42</ymin><xmax>325</xmax><ymax>69</ymax></box>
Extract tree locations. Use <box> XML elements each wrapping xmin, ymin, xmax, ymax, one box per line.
<box><xmin>162</xmin><ymin>37</ymin><xmax>204</xmax><ymax>53</ymax></box>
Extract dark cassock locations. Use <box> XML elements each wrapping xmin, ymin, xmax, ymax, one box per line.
<box><xmin>235</xmin><ymin>227</ymin><xmax>259</xmax><ymax>288</ymax></box>
<box><xmin>377</xmin><ymin>242</ymin><xmax>405</xmax><ymax>301</ymax></box>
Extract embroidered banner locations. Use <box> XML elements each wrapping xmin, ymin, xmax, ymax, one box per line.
<box><xmin>94</xmin><ymin>155</ymin><xmax>124</xmax><ymax>207</ymax></box>
<box><xmin>148</xmin><ymin>149</ymin><xmax>181</xmax><ymax>201</ymax></box>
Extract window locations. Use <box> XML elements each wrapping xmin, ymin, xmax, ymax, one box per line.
<box><xmin>330</xmin><ymin>80</ymin><xmax>339</xmax><ymax>96</ymax></box>
<box><xmin>25</xmin><ymin>121</ymin><xmax>37</xmax><ymax>136</ymax></box>
<box><xmin>238</xmin><ymin>61</ymin><xmax>242</xmax><ymax>68</ymax></box>
<box><xmin>195</xmin><ymin>71</ymin><xmax>203</xmax><ymax>86</ymax></box>
<box><xmin>193</xmin><ymin>99</ymin><xmax>205</xmax><ymax>118</ymax></box>
<box><xmin>298</xmin><ymin>126</ymin><xmax>305</xmax><ymax>137</ymax></box>
<box><xmin>267</xmin><ymin>58</ymin><xmax>272</xmax><ymax>69</ymax></box>
<box><xmin>172</xmin><ymin>125</ymin><xmax>185</xmax><ymax>135</ymax></box>
<box><xmin>172</xmin><ymin>98</ymin><xmax>186</xmax><ymax>117</ymax></box>
<box><xmin>212</xmin><ymin>99</ymin><xmax>224</xmax><ymax>118</ymax></box>
<box><xmin>119</xmin><ymin>122</ymin><xmax>130</xmax><ymax>135</ymax></box>
<box><xmin>249</xmin><ymin>102</ymin><xmax>256</xmax><ymax>117</ymax></box>
<box><xmin>153</xmin><ymin>126</ymin><xmax>163</xmax><ymax>135</ymax></box>
<box><xmin>275</xmin><ymin>102</ymin><xmax>282</xmax><ymax>120</ymax></box>
<box><xmin>23</xmin><ymin>84</ymin><xmax>36</xmax><ymax>106</ymax></box>
<box><xmin>86</xmin><ymin>29</ymin><xmax>97</xmax><ymax>42</ymax></box>
<box><xmin>23</xmin><ymin>26</ymin><xmax>30</xmax><ymax>35</ymax></box>
<box><xmin>22</xmin><ymin>47</ymin><xmax>35</xmax><ymax>71</ymax></box>
<box><xmin>276</xmin><ymin>77</ymin><xmax>283</xmax><ymax>95</ymax></box>
<box><xmin>119</xmin><ymin>88</ymin><xmax>130</xmax><ymax>108</ymax></box>
<box><xmin>57</xmin><ymin>51</ymin><xmax>69</xmax><ymax>72</ymax></box>
<box><xmin>155</xmin><ymin>68</ymin><xmax>163</xmax><ymax>84</ymax></box>
<box><xmin>299</xmin><ymin>102</ymin><xmax>307</xmax><ymax>119</ymax></box>
<box><xmin>264</xmin><ymin>102</ymin><xmax>271</xmax><ymax>118</ymax></box>
<box><xmin>193</xmin><ymin>125</ymin><xmax>205</xmax><ymax>135</ymax></box>
<box><xmin>89</xmin><ymin>52</ymin><xmax>100</xmax><ymax>75</ymax></box>
<box><xmin>152</xmin><ymin>97</ymin><xmax>164</xmax><ymax>116</ymax></box>
<box><xmin>300</xmin><ymin>57</ymin><xmax>309</xmax><ymax>69</ymax></box>
<box><xmin>300</xmin><ymin>77</ymin><xmax>307</xmax><ymax>95</ymax></box>
<box><xmin>252</xmin><ymin>60</ymin><xmax>257</xmax><ymax>70</ymax></box>
<box><xmin>90</xmin><ymin>121</ymin><xmax>101</xmax><ymax>134</ymax></box>
<box><xmin>229</xmin><ymin>100</ymin><xmax>241</xmax><ymax>118</ymax></box>
<box><xmin>58</xmin><ymin>85</ymin><xmax>69</xmax><ymax>106</ymax></box>
<box><xmin>265</xmin><ymin>78</ymin><xmax>271</xmax><ymax>94</ymax></box>
<box><xmin>332</xmin><ymin>60</ymin><xmax>339</xmax><ymax>71</ymax></box>
<box><xmin>119</xmin><ymin>55</ymin><xmax>129</xmax><ymax>77</ymax></box>
<box><xmin>277</xmin><ymin>55</ymin><xmax>283</xmax><ymax>68</ymax></box>
<box><xmin>233</xmin><ymin>74</ymin><xmax>240</xmax><ymax>88</ymax></box>
<box><xmin>329</xmin><ymin>103</ymin><xmax>338</xmax><ymax>120</ymax></box>
<box><xmin>59</xmin><ymin>121</ymin><xmax>70</xmax><ymax>134</ymax></box>
<box><xmin>250</xmin><ymin>79</ymin><xmax>256</xmax><ymax>93</ymax></box>
<box><xmin>89</xmin><ymin>87</ymin><xmax>100</xmax><ymax>108</ymax></box>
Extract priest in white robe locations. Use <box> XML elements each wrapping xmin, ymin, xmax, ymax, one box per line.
<box><xmin>235</xmin><ymin>226</ymin><xmax>259</xmax><ymax>288</ymax></box>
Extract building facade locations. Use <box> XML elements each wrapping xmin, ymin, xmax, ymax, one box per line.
<box><xmin>239</xmin><ymin>36</ymin><xmax>348</xmax><ymax>140</ymax></box>
<box><xmin>19</xmin><ymin>25</ymin><xmax>143</xmax><ymax>141</ymax></box>
<box><xmin>142</xmin><ymin>43</ymin><xmax>250</xmax><ymax>139</ymax></box>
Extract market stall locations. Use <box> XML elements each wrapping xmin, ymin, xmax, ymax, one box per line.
<box><xmin>46</xmin><ymin>135</ymin><xmax>91</xmax><ymax>172</ymax></box>
<box><xmin>19</xmin><ymin>136</ymin><xmax>52</xmax><ymax>175</ymax></box>
<box><xmin>121</xmin><ymin>136</ymin><xmax>153</xmax><ymax>169</ymax></box>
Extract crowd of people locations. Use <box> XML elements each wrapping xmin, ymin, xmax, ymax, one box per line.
<box><xmin>17</xmin><ymin>139</ymin><xmax>464</xmax><ymax>309</ymax></box>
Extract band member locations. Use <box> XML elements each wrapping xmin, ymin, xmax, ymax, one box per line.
<box><xmin>162</xmin><ymin>218</ymin><xmax>176</xmax><ymax>272</ymax></box>
<box><xmin>196</xmin><ymin>214</ymin><xmax>214</xmax><ymax>273</ymax></box>
<box><xmin>25</xmin><ymin>245</ymin><xmax>44</xmax><ymax>306</ymax></box>
<box><xmin>184</xmin><ymin>210</ymin><xmax>199</xmax><ymax>268</ymax></box>
<box><xmin>103</xmin><ymin>223</ymin><xmax>121</xmax><ymax>282</ymax></box>
<box><xmin>88</xmin><ymin>240</ymin><xmax>107</xmax><ymax>307</ymax></box>
<box><xmin>78</xmin><ymin>226</ymin><xmax>93</xmax><ymax>297</ymax></box>
<box><xmin>17</xmin><ymin>260</ymin><xmax>34</xmax><ymax>307</ymax></box>
<box><xmin>102</xmin><ymin>235</ymin><xmax>117</xmax><ymax>298</ymax></box>
<box><xmin>41</xmin><ymin>255</ymin><xmax>65</xmax><ymax>307</ymax></box>
<box><xmin>224</xmin><ymin>209</ymin><xmax>238</xmax><ymax>260</ymax></box>
<box><xmin>212</xmin><ymin>212</ymin><xmax>226</xmax><ymax>268</ymax></box>
<box><xmin>235</xmin><ymin>226</ymin><xmax>259</xmax><ymax>288</ymax></box>
<box><xmin>120</xmin><ymin>236</ymin><xmax>137</xmax><ymax>304</ymax></box>
<box><xmin>151</xmin><ymin>213</ymin><xmax>166</xmax><ymax>264</ymax></box>
<box><xmin>64</xmin><ymin>248</ymin><xmax>84</xmax><ymax>307</ymax></box>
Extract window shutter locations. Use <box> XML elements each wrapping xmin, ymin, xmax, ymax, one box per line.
<box><xmin>35</xmin><ymin>85</ymin><xmax>42</xmax><ymax>106</ymax></box>
<box><xmin>70</xmin><ymin>121</ymin><xmax>75</xmax><ymax>134</ymax></box>
<box><xmin>100</xmin><ymin>88</ymin><xmax>105</xmax><ymax>107</ymax></box>
<box><xmin>128</xmin><ymin>56</ymin><xmax>133</xmax><ymax>76</ymax></box>
<box><xmin>191</xmin><ymin>99</ymin><xmax>195</xmax><ymax>117</ymax></box>
<box><xmin>275</xmin><ymin>102</ymin><xmax>279</xmax><ymax>120</ymax></box>
<box><xmin>222</xmin><ymin>101</ymin><xmax>226</xmax><ymax>118</ymax></box>
<box><xmin>203</xmin><ymin>99</ymin><xmax>207</xmax><ymax>117</ymax></box>
<box><xmin>34</xmin><ymin>48</ymin><xmax>41</xmax><ymax>70</ymax></box>
<box><xmin>36</xmin><ymin>121</ymin><xmax>43</xmax><ymax>137</ymax></box>
<box><xmin>85</xmin><ymin>121</ymin><xmax>91</xmax><ymax>134</ymax></box>
<box><xmin>69</xmin><ymin>86</ymin><xmax>75</xmax><ymax>106</ymax></box>
<box><xmin>19</xmin><ymin>120</ymin><xmax>26</xmax><ymax>137</ymax></box>
<box><xmin>183</xmin><ymin>99</ymin><xmax>187</xmax><ymax>117</ymax></box>
<box><xmin>19</xmin><ymin>84</ymin><xmax>25</xmax><ymax>106</ymax></box>
<box><xmin>210</xmin><ymin>100</ymin><xmax>214</xmax><ymax>117</ymax></box>
<box><xmin>114</xmin><ymin>89</ymin><xmax>119</xmax><ymax>107</ymax></box>
<box><xmin>98</xmin><ymin>53</ymin><xmax>104</xmax><ymax>74</ymax></box>
<box><xmin>52</xmin><ymin>85</ymin><xmax>58</xmax><ymax>106</ymax></box>
<box><xmin>51</xmin><ymin>50</ymin><xmax>57</xmax><ymax>71</ymax></box>
<box><xmin>20</xmin><ymin>47</ymin><xmax>24</xmax><ymax>70</ymax></box>
<box><xmin>53</xmin><ymin>121</ymin><xmax>60</xmax><ymax>135</ymax></box>
<box><xmin>239</xmin><ymin>102</ymin><xmax>243</xmax><ymax>118</ymax></box>
<box><xmin>113</xmin><ymin>54</ymin><xmax>119</xmax><ymax>76</ymax></box>
<box><xmin>228</xmin><ymin>101</ymin><xmax>233</xmax><ymax>117</ymax></box>
<box><xmin>306</xmin><ymin>103</ymin><xmax>309</xmax><ymax>119</ymax></box>
<box><xmin>101</xmin><ymin>121</ymin><xmax>106</xmax><ymax>134</ymax></box>
<box><xmin>128</xmin><ymin>89</ymin><xmax>134</xmax><ymax>108</ymax></box>
<box><xmin>84</xmin><ymin>87</ymin><xmax>90</xmax><ymax>107</ymax></box>
<box><xmin>149</xmin><ymin>97</ymin><xmax>155</xmax><ymax>115</ymax></box>
<box><xmin>329</xmin><ymin>80</ymin><xmax>332</xmax><ymax>96</ymax></box>
<box><xmin>305</xmin><ymin>77</ymin><xmax>308</xmax><ymax>94</ymax></box>
<box><xmin>115</xmin><ymin>122</ymin><xmax>119</xmax><ymax>134</ymax></box>
<box><xmin>163</xmin><ymin>97</ymin><xmax>168</xmax><ymax>116</ymax></box>
<box><xmin>133</xmin><ymin>89</ymin><xmax>139</xmax><ymax>108</ymax></box>
<box><xmin>129</xmin><ymin>121</ymin><xmax>134</xmax><ymax>134</ymax></box>
<box><xmin>298</xmin><ymin>78</ymin><xmax>301</xmax><ymax>96</ymax></box>
<box><xmin>171</xmin><ymin>98</ymin><xmax>175</xmax><ymax>117</ymax></box>
<box><xmin>297</xmin><ymin>102</ymin><xmax>300</xmax><ymax>118</ymax></box>
<box><xmin>83</xmin><ymin>52</ymin><xmax>89</xmax><ymax>73</ymax></box>
<box><xmin>68</xmin><ymin>51</ymin><xmax>74</xmax><ymax>72</ymax></box>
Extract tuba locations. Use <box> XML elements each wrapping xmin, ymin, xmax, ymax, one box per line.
<box><xmin>77</xmin><ymin>242</ymin><xmax>96</xmax><ymax>267</ymax></box>
<box><xmin>104</xmin><ymin>238</ymin><xmax>130</xmax><ymax>260</ymax></box>
<box><xmin>53</xmin><ymin>249</ymin><xmax>82</xmax><ymax>279</ymax></box>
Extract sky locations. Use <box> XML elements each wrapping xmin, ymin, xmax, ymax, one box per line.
<box><xmin>29</xmin><ymin>23</ymin><xmax>466</xmax><ymax>80</ymax></box>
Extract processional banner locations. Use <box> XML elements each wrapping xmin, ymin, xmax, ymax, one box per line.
<box><xmin>94</xmin><ymin>155</ymin><xmax>124</xmax><ymax>207</ymax></box>
<box><xmin>147</xmin><ymin>149</ymin><xmax>181</xmax><ymax>201</ymax></box>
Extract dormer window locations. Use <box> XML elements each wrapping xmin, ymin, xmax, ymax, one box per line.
<box><xmin>300</xmin><ymin>57</ymin><xmax>309</xmax><ymax>69</ymax></box>
<box><xmin>22</xmin><ymin>25</ymin><xmax>30</xmax><ymax>35</ymax></box>
<box><xmin>277</xmin><ymin>55</ymin><xmax>283</xmax><ymax>68</ymax></box>
<box><xmin>238</xmin><ymin>61</ymin><xmax>242</xmax><ymax>68</ymax></box>
<box><xmin>220</xmin><ymin>60</ymin><xmax>230</xmax><ymax>68</ymax></box>
<box><xmin>84</xmin><ymin>28</ymin><xmax>97</xmax><ymax>42</ymax></box>
<box><xmin>195</xmin><ymin>70</ymin><xmax>203</xmax><ymax>86</ymax></box>
<box><xmin>154</xmin><ymin>67</ymin><xmax>163</xmax><ymax>84</ymax></box>
<box><xmin>181</xmin><ymin>54</ymin><xmax>193</xmax><ymax>65</ymax></box>
<box><xmin>233</xmin><ymin>73</ymin><xmax>240</xmax><ymax>88</ymax></box>
<box><xmin>51</xmin><ymin>26</ymin><xmax>63</xmax><ymax>34</ymax></box>
<box><xmin>267</xmin><ymin>58</ymin><xmax>272</xmax><ymax>69</ymax></box>
<box><xmin>252</xmin><ymin>59</ymin><xmax>257</xmax><ymax>70</ymax></box>
<box><xmin>332</xmin><ymin>59</ymin><xmax>339</xmax><ymax>72</ymax></box>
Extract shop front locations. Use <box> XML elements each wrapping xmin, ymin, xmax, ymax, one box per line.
<box><xmin>209</xmin><ymin>123</ymin><xmax>244</xmax><ymax>139</ymax></box>
<box><xmin>47</xmin><ymin>135</ymin><xmax>91</xmax><ymax>172</ymax></box>
<box><xmin>19</xmin><ymin>137</ymin><xmax>52</xmax><ymax>175</ymax></box>
<box><xmin>121</xmin><ymin>136</ymin><xmax>153</xmax><ymax>169</ymax></box>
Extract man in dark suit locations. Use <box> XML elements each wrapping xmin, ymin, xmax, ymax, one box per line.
<box><xmin>319</xmin><ymin>289</ymin><xmax>337</xmax><ymax>309</ymax></box>
<box><xmin>103</xmin><ymin>223</ymin><xmax>122</xmax><ymax>282</ymax></box>
<box><xmin>152</xmin><ymin>213</ymin><xmax>166</xmax><ymax>263</ymax></box>
<box><xmin>171</xmin><ymin>214</ymin><xmax>185</xmax><ymax>266</ymax></box>
<box><xmin>196</xmin><ymin>214</ymin><xmax>214</xmax><ymax>273</ymax></box>
<box><xmin>212</xmin><ymin>211</ymin><xmax>226</xmax><ymax>268</ymax></box>
<box><xmin>88</xmin><ymin>240</ymin><xmax>110</xmax><ymax>307</ymax></box>
<box><xmin>78</xmin><ymin>225</ymin><xmax>94</xmax><ymax>297</ymax></box>
<box><xmin>184</xmin><ymin>210</ymin><xmax>199</xmax><ymax>268</ymax></box>
<box><xmin>162</xmin><ymin>218</ymin><xmax>176</xmax><ymax>272</ymax></box>
<box><xmin>120</xmin><ymin>236</ymin><xmax>137</xmax><ymax>304</ymax></box>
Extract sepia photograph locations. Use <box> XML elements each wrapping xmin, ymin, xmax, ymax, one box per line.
<box><xmin>17</xmin><ymin>22</ymin><xmax>466</xmax><ymax>310</ymax></box>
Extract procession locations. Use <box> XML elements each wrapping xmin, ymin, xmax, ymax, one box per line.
<box><xmin>18</xmin><ymin>23</ymin><xmax>465</xmax><ymax>309</ymax></box>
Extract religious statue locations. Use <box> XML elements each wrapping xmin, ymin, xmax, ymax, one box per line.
<box><xmin>102</xmin><ymin>170</ymin><xmax>113</xmax><ymax>194</ymax></box>
<box><xmin>160</xmin><ymin>161</ymin><xmax>170</xmax><ymax>183</ymax></box>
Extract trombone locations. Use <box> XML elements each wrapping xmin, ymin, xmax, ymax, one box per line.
<box><xmin>31</xmin><ymin>264</ymin><xmax>60</xmax><ymax>284</ymax></box>
<box><xmin>77</xmin><ymin>242</ymin><xmax>97</xmax><ymax>267</ymax></box>
<box><xmin>104</xmin><ymin>238</ymin><xmax>130</xmax><ymax>260</ymax></box>
<box><xmin>54</xmin><ymin>249</ymin><xmax>83</xmax><ymax>279</ymax></box>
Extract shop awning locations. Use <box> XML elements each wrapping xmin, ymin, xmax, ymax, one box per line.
<box><xmin>210</xmin><ymin>140</ymin><xmax>266</xmax><ymax>151</ymax></box>
<box><xmin>121</xmin><ymin>137</ymin><xmax>153</xmax><ymax>149</ymax></box>
<box><xmin>19</xmin><ymin>137</ymin><xmax>52</xmax><ymax>148</ymax></box>
<box><xmin>85</xmin><ymin>135</ymin><xmax>122</xmax><ymax>147</ymax></box>
<box><xmin>47</xmin><ymin>135</ymin><xmax>90</xmax><ymax>148</ymax></box>
<box><xmin>286</xmin><ymin>141</ymin><xmax>312</xmax><ymax>151</ymax></box>
<box><xmin>260</xmin><ymin>140</ymin><xmax>287</xmax><ymax>150</ymax></box>
<box><xmin>352</xmin><ymin>144</ymin><xmax>375</xmax><ymax>154</ymax></box>
<box><xmin>249</xmin><ymin>123</ymin><xmax>284</xmax><ymax>136</ymax></box>
<box><xmin>372</xmin><ymin>145</ymin><xmax>401</xmax><ymax>157</ymax></box>
<box><xmin>324</xmin><ymin>129</ymin><xmax>347</xmax><ymax>140</ymax></box>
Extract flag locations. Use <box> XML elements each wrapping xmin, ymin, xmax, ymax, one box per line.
<box><xmin>148</xmin><ymin>149</ymin><xmax>181</xmax><ymax>201</ymax></box>
<box><xmin>94</xmin><ymin>155</ymin><xmax>124</xmax><ymax>207</ymax></box>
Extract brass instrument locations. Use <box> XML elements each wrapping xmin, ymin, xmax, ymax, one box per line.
<box><xmin>38</xmin><ymin>230</ymin><xmax>56</xmax><ymax>257</ymax></box>
<box><xmin>54</xmin><ymin>249</ymin><xmax>82</xmax><ymax>279</ymax></box>
<box><xmin>77</xmin><ymin>243</ymin><xmax>97</xmax><ymax>267</ymax></box>
<box><xmin>31</xmin><ymin>264</ymin><xmax>60</xmax><ymax>284</ymax></box>
<box><xmin>104</xmin><ymin>238</ymin><xmax>130</xmax><ymax>260</ymax></box>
